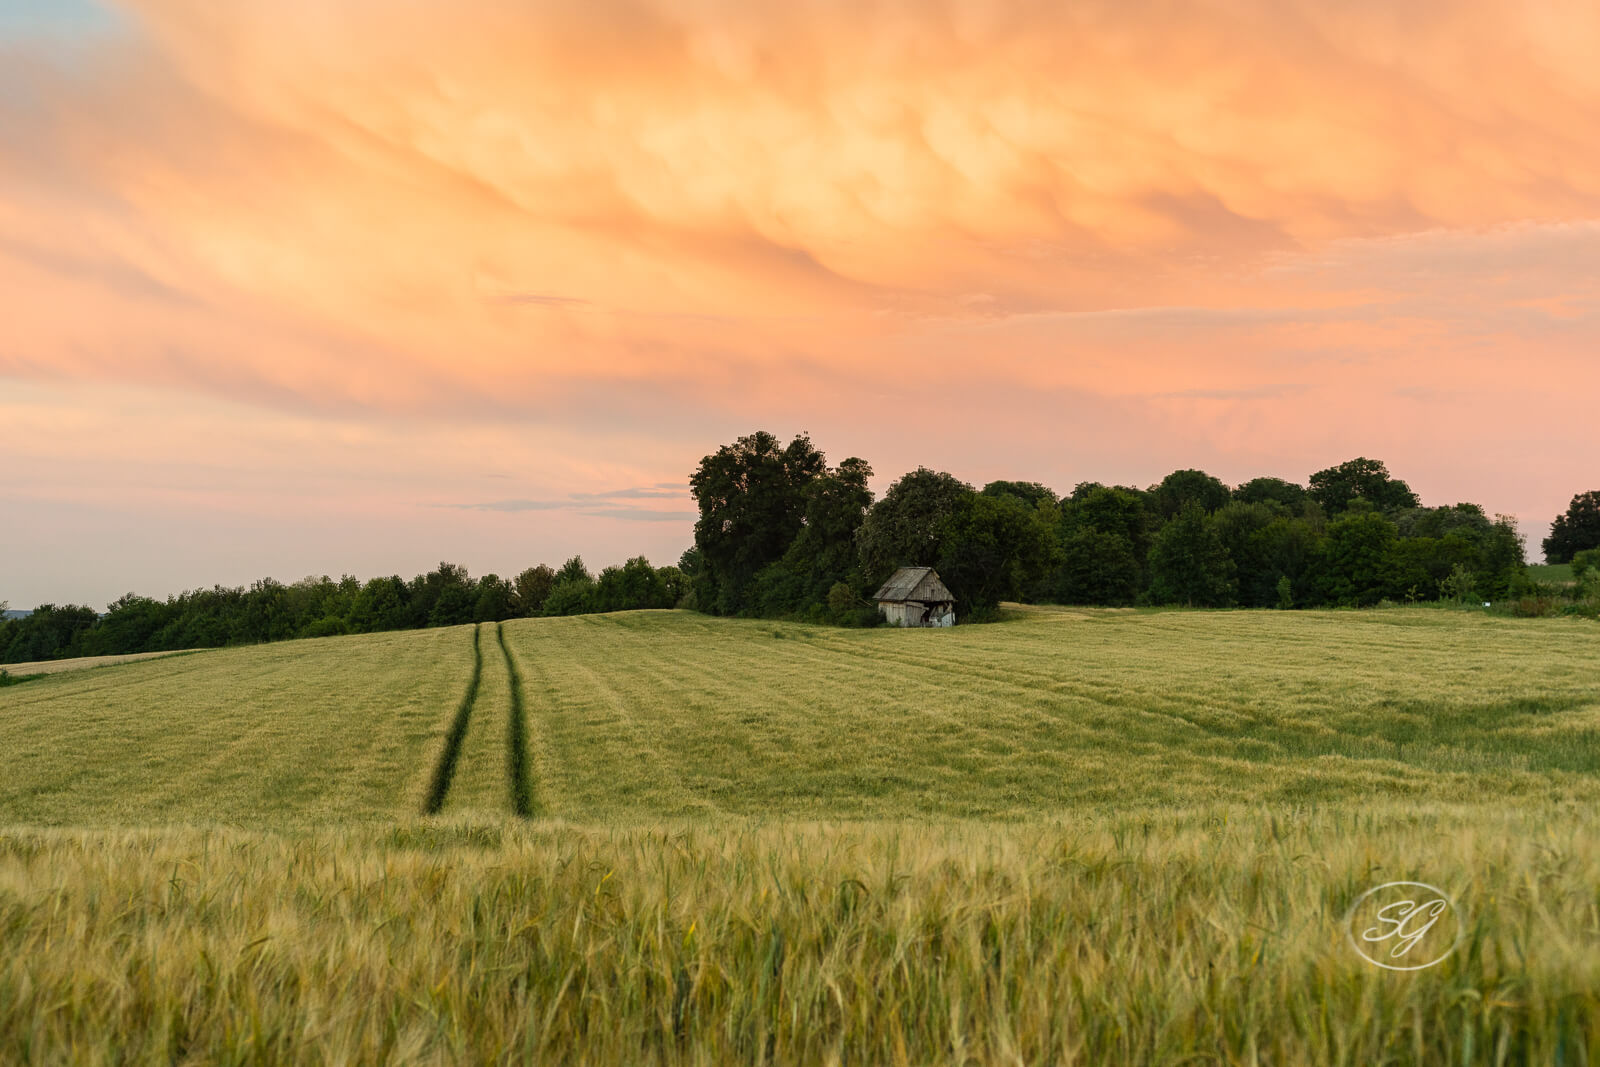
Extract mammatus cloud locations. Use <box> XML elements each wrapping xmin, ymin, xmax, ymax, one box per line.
<box><xmin>4</xmin><ymin>0</ymin><xmax>1599</xmax><ymax>411</ymax></box>
<box><xmin>1</xmin><ymin>1</ymin><xmax>1597</xmax><ymax>603</ymax></box>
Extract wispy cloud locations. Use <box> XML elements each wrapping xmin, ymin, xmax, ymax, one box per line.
<box><xmin>581</xmin><ymin>508</ymin><xmax>697</xmax><ymax>522</ymax></box>
<box><xmin>569</xmin><ymin>486</ymin><xmax>689</xmax><ymax>501</ymax></box>
<box><xmin>443</xmin><ymin>485</ymin><xmax>694</xmax><ymax>520</ymax></box>
<box><xmin>448</xmin><ymin>499</ymin><xmax>567</xmax><ymax>513</ymax></box>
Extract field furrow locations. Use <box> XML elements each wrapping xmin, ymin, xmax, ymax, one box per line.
<box><xmin>439</xmin><ymin>623</ymin><xmax>509</xmax><ymax>814</ymax></box>
<box><xmin>499</xmin><ymin>622</ymin><xmax>536</xmax><ymax>817</ymax></box>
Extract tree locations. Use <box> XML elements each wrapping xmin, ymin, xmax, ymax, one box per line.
<box><xmin>1233</xmin><ymin>476</ymin><xmax>1308</xmax><ymax>511</ymax></box>
<box><xmin>1479</xmin><ymin>515</ymin><xmax>1527</xmax><ymax>600</ymax></box>
<box><xmin>410</xmin><ymin>563</ymin><xmax>475</xmax><ymax>628</ymax></box>
<box><xmin>543</xmin><ymin>556</ymin><xmax>596</xmax><ymax>617</ymax></box>
<box><xmin>1389</xmin><ymin>536</ymin><xmax>1474</xmax><ymax>602</ymax></box>
<box><xmin>512</xmin><ymin>565</ymin><xmax>556</xmax><ymax>617</ymax></box>
<box><xmin>555</xmin><ymin>556</ymin><xmax>592</xmax><ymax>585</ymax></box>
<box><xmin>81</xmin><ymin>593</ymin><xmax>172</xmax><ymax>655</ymax></box>
<box><xmin>1543</xmin><ymin>491</ymin><xmax>1600</xmax><ymax>563</ymax></box>
<box><xmin>1256</xmin><ymin>516</ymin><xmax>1322</xmax><ymax>607</ymax></box>
<box><xmin>1212</xmin><ymin>501</ymin><xmax>1283</xmax><ymax>608</ymax></box>
<box><xmin>541</xmin><ymin>578</ymin><xmax>594</xmax><ymax>616</ymax></box>
<box><xmin>1150</xmin><ymin>469</ymin><xmax>1231</xmax><ymax>520</ymax></box>
<box><xmin>935</xmin><ymin>493</ymin><xmax>1056</xmax><ymax>618</ymax></box>
<box><xmin>689</xmin><ymin>431</ymin><xmax>827</xmax><ymax>615</ymax></box>
<box><xmin>655</xmin><ymin>565</ymin><xmax>687</xmax><ymax>608</ymax></box>
<box><xmin>473</xmin><ymin>574</ymin><xmax>516</xmax><ymax>622</ymax></box>
<box><xmin>1049</xmin><ymin>485</ymin><xmax>1153</xmax><ymax>596</ymax></box>
<box><xmin>1311</xmin><ymin>509</ymin><xmax>1400</xmax><ymax>606</ymax></box>
<box><xmin>1047</xmin><ymin>527</ymin><xmax>1141</xmax><ymax>605</ymax></box>
<box><xmin>2</xmin><ymin>604</ymin><xmax>99</xmax><ymax>663</ymax></box>
<box><xmin>350</xmin><ymin>576</ymin><xmax>410</xmax><ymax>633</ymax></box>
<box><xmin>1570</xmin><ymin>548</ymin><xmax>1600</xmax><ymax>588</ymax></box>
<box><xmin>1308</xmin><ymin>457</ymin><xmax>1420</xmax><ymax>516</ymax></box>
<box><xmin>753</xmin><ymin>457</ymin><xmax>875</xmax><ymax>617</ymax></box>
<box><xmin>980</xmin><ymin>480</ymin><xmax>1059</xmax><ymax>510</ymax></box>
<box><xmin>592</xmin><ymin>556</ymin><xmax>671</xmax><ymax>612</ymax></box>
<box><xmin>856</xmin><ymin>468</ymin><xmax>976</xmax><ymax>584</ymax></box>
<box><xmin>1395</xmin><ymin>503</ymin><xmax>1490</xmax><ymax>542</ymax></box>
<box><xmin>1146</xmin><ymin>504</ymin><xmax>1236</xmax><ymax>607</ymax></box>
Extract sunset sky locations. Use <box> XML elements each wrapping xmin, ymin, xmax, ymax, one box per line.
<box><xmin>4</xmin><ymin>0</ymin><xmax>1599</xmax><ymax>607</ymax></box>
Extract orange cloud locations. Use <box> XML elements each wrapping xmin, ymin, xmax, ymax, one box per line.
<box><xmin>2</xmin><ymin>1</ymin><xmax>1599</xmax><ymax>601</ymax></box>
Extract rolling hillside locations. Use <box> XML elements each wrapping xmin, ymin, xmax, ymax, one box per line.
<box><xmin>3</xmin><ymin>606</ymin><xmax>1598</xmax><ymax>825</ymax></box>
<box><xmin>3</xmin><ymin>607</ymin><xmax>1598</xmax><ymax>1063</ymax></box>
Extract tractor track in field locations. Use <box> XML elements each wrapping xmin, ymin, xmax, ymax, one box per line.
<box><xmin>422</xmin><ymin>623</ymin><xmax>483</xmax><ymax>814</ymax></box>
<box><xmin>497</xmin><ymin>623</ymin><xmax>537</xmax><ymax>817</ymax></box>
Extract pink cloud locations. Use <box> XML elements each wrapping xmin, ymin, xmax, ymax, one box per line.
<box><xmin>1</xmin><ymin>0</ymin><xmax>1598</xmax><ymax>602</ymax></box>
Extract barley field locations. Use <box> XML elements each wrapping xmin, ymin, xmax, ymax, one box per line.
<box><xmin>0</xmin><ymin>625</ymin><xmax>475</xmax><ymax>825</ymax></box>
<box><xmin>2</xmin><ymin>607</ymin><xmax>1598</xmax><ymax>1063</ymax></box>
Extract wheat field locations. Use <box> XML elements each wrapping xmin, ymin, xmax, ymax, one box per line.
<box><xmin>2</xmin><ymin>606</ymin><xmax>1598</xmax><ymax>1063</ymax></box>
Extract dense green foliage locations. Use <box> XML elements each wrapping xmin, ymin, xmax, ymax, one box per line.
<box><xmin>687</xmin><ymin>432</ymin><xmax>1537</xmax><ymax>622</ymax></box>
<box><xmin>0</xmin><ymin>556</ymin><xmax>683</xmax><ymax>665</ymax></box>
<box><xmin>1308</xmin><ymin>456</ymin><xmax>1421</xmax><ymax>516</ymax></box>
<box><xmin>1543</xmin><ymin>489</ymin><xmax>1600</xmax><ymax>563</ymax></box>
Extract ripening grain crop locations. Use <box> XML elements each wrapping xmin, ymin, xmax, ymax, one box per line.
<box><xmin>1</xmin><ymin>808</ymin><xmax>1596</xmax><ymax>1065</ymax></box>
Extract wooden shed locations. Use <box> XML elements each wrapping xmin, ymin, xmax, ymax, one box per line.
<box><xmin>873</xmin><ymin>566</ymin><xmax>956</xmax><ymax>627</ymax></box>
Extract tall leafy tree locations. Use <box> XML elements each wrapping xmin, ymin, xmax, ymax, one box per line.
<box><xmin>1147</xmin><ymin>503</ymin><xmax>1237</xmax><ymax>607</ymax></box>
<box><xmin>753</xmin><ymin>457</ymin><xmax>875</xmax><ymax>617</ymax></box>
<box><xmin>554</xmin><ymin>556</ymin><xmax>591</xmax><ymax>585</ymax></box>
<box><xmin>980</xmin><ymin>480</ymin><xmax>1060</xmax><ymax>510</ymax></box>
<box><xmin>350</xmin><ymin>576</ymin><xmax>411</xmax><ymax>633</ymax></box>
<box><xmin>1233</xmin><ymin>476</ymin><xmax>1308</xmax><ymax>511</ymax></box>
<box><xmin>1311</xmin><ymin>507</ymin><xmax>1400</xmax><ymax>606</ymax></box>
<box><xmin>1150</xmin><ymin>469</ymin><xmax>1231</xmax><ymax>520</ymax></box>
<box><xmin>856</xmin><ymin>468</ymin><xmax>976</xmax><ymax>585</ymax></box>
<box><xmin>81</xmin><ymin>594</ymin><xmax>173</xmax><ymax>655</ymax></box>
<box><xmin>542</xmin><ymin>556</ymin><xmax>596</xmax><ymax>617</ymax></box>
<box><xmin>592</xmin><ymin>556</ymin><xmax>673</xmax><ymax>612</ymax></box>
<box><xmin>1479</xmin><ymin>515</ymin><xmax>1527</xmax><ymax>599</ymax></box>
<box><xmin>1047</xmin><ymin>527</ymin><xmax>1141</xmax><ymax>605</ymax></box>
<box><xmin>689</xmin><ymin>431</ymin><xmax>827</xmax><ymax>615</ymax></box>
<box><xmin>473</xmin><ymin>574</ymin><xmax>516</xmax><ymax>622</ymax></box>
<box><xmin>1543</xmin><ymin>490</ymin><xmax>1600</xmax><ymax>563</ymax></box>
<box><xmin>1212</xmin><ymin>501</ymin><xmax>1284</xmax><ymax>608</ymax></box>
<box><xmin>1308</xmin><ymin>457</ymin><xmax>1420</xmax><ymax>516</ymax></box>
<box><xmin>1048</xmin><ymin>485</ymin><xmax>1153</xmax><ymax>598</ymax></box>
<box><xmin>512</xmin><ymin>565</ymin><xmax>556</xmax><ymax>617</ymax></box>
<box><xmin>1256</xmin><ymin>516</ymin><xmax>1322</xmax><ymax>607</ymax></box>
<box><xmin>935</xmin><ymin>493</ymin><xmax>1057</xmax><ymax>617</ymax></box>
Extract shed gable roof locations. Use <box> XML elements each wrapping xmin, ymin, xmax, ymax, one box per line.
<box><xmin>873</xmin><ymin>566</ymin><xmax>954</xmax><ymax>603</ymax></box>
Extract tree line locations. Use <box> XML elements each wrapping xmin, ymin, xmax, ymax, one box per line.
<box><xmin>685</xmin><ymin>432</ymin><xmax>1599</xmax><ymax>624</ymax></box>
<box><xmin>6</xmin><ymin>433</ymin><xmax>1597</xmax><ymax>663</ymax></box>
<box><xmin>0</xmin><ymin>556</ymin><xmax>683</xmax><ymax>665</ymax></box>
